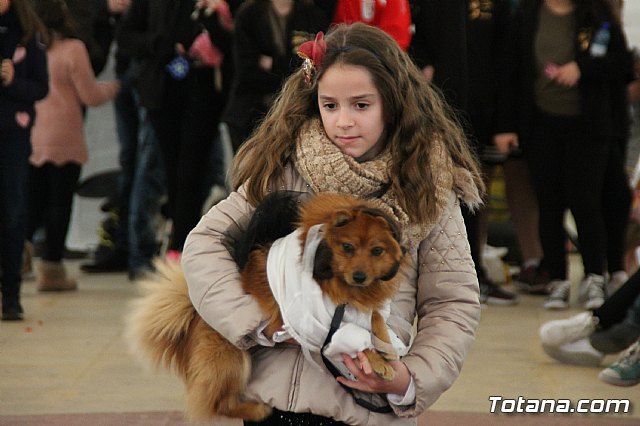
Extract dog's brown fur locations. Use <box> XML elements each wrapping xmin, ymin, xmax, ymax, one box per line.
<box><xmin>126</xmin><ymin>193</ymin><xmax>406</xmax><ymax>422</ymax></box>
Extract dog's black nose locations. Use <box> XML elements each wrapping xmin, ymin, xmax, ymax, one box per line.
<box><xmin>352</xmin><ymin>271</ymin><xmax>367</xmax><ymax>283</ymax></box>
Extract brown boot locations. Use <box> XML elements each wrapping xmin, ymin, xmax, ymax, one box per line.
<box><xmin>37</xmin><ymin>261</ymin><xmax>78</xmax><ymax>292</ymax></box>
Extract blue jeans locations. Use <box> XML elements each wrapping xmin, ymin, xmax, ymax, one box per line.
<box><xmin>114</xmin><ymin>77</ymin><xmax>165</xmax><ymax>271</ymax></box>
<box><xmin>0</xmin><ymin>127</ymin><xmax>31</xmax><ymax>303</ymax></box>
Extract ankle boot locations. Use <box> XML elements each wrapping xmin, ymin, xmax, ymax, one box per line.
<box><xmin>37</xmin><ymin>261</ymin><xmax>78</xmax><ymax>292</ymax></box>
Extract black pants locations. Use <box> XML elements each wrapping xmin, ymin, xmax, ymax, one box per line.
<box><xmin>244</xmin><ymin>408</ymin><xmax>348</xmax><ymax>425</ymax></box>
<box><xmin>602</xmin><ymin>140</ymin><xmax>632</xmax><ymax>273</ymax></box>
<box><xmin>594</xmin><ymin>268</ymin><xmax>640</xmax><ymax>328</ymax></box>
<box><xmin>526</xmin><ymin>110</ymin><xmax>608</xmax><ymax>280</ymax></box>
<box><xmin>148</xmin><ymin>68</ymin><xmax>223</xmax><ymax>251</ymax></box>
<box><xmin>27</xmin><ymin>162</ymin><xmax>81</xmax><ymax>262</ymax></box>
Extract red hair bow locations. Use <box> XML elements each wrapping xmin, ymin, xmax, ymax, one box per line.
<box><xmin>297</xmin><ymin>32</ymin><xmax>326</xmax><ymax>84</ymax></box>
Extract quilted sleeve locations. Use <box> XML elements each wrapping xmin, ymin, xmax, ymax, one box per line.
<box><xmin>392</xmin><ymin>191</ymin><xmax>481</xmax><ymax>417</ymax></box>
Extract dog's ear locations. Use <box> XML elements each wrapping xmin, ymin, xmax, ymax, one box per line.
<box><xmin>355</xmin><ymin>207</ymin><xmax>405</xmax><ymax>248</ymax></box>
<box><xmin>332</xmin><ymin>210</ymin><xmax>353</xmax><ymax>227</ymax></box>
<box><xmin>380</xmin><ymin>260</ymin><xmax>401</xmax><ymax>281</ymax></box>
<box><xmin>313</xmin><ymin>240</ymin><xmax>334</xmax><ymax>280</ymax></box>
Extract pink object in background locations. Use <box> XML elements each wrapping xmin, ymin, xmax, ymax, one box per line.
<box><xmin>189</xmin><ymin>31</ymin><xmax>223</xmax><ymax>67</ymax></box>
<box><xmin>544</xmin><ymin>62</ymin><xmax>559</xmax><ymax>78</ymax></box>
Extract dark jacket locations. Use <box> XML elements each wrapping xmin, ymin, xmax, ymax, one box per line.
<box><xmin>494</xmin><ymin>0</ymin><xmax>634</xmax><ymax>151</ymax></box>
<box><xmin>0</xmin><ymin>8</ymin><xmax>49</xmax><ymax>131</ymax></box>
<box><xmin>117</xmin><ymin>0</ymin><xmax>235</xmax><ymax>110</ymax></box>
<box><xmin>409</xmin><ymin>0</ymin><xmax>468</xmax><ymax>111</ymax></box>
<box><xmin>466</xmin><ymin>0</ymin><xmax>512</xmax><ymax>118</ymax></box>
<box><xmin>221</xmin><ymin>0</ymin><xmax>327</xmax><ymax>136</ymax></box>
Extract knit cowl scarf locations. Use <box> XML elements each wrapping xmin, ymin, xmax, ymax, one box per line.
<box><xmin>293</xmin><ymin>118</ymin><xmax>451</xmax><ymax>246</ymax></box>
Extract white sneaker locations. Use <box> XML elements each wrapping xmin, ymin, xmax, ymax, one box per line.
<box><xmin>579</xmin><ymin>274</ymin><xmax>606</xmax><ymax>310</ymax></box>
<box><xmin>542</xmin><ymin>337</ymin><xmax>604</xmax><ymax>366</ymax></box>
<box><xmin>543</xmin><ymin>280</ymin><xmax>571</xmax><ymax>310</ymax></box>
<box><xmin>540</xmin><ymin>311</ymin><xmax>599</xmax><ymax>347</ymax></box>
<box><xmin>606</xmin><ymin>270</ymin><xmax>628</xmax><ymax>296</ymax></box>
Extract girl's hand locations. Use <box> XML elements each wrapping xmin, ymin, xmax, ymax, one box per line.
<box><xmin>552</xmin><ymin>61</ymin><xmax>580</xmax><ymax>87</ymax></box>
<box><xmin>493</xmin><ymin>132</ymin><xmax>519</xmax><ymax>155</ymax></box>
<box><xmin>337</xmin><ymin>352</ymin><xmax>411</xmax><ymax>396</ymax></box>
<box><xmin>421</xmin><ymin>65</ymin><xmax>435</xmax><ymax>82</ymax></box>
<box><xmin>1</xmin><ymin>59</ymin><xmax>14</xmax><ymax>87</ymax></box>
<box><xmin>259</xmin><ymin>55</ymin><xmax>273</xmax><ymax>72</ymax></box>
<box><xmin>107</xmin><ymin>0</ymin><xmax>130</xmax><ymax>14</ymax></box>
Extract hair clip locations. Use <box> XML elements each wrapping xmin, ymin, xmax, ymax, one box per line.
<box><xmin>297</xmin><ymin>32</ymin><xmax>326</xmax><ymax>85</ymax></box>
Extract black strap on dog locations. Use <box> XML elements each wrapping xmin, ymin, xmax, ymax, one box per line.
<box><xmin>320</xmin><ymin>304</ymin><xmax>393</xmax><ymax>414</ymax></box>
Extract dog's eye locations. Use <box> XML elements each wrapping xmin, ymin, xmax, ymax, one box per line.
<box><xmin>342</xmin><ymin>243</ymin><xmax>355</xmax><ymax>253</ymax></box>
<box><xmin>371</xmin><ymin>247</ymin><xmax>384</xmax><ymax>256</ymax></box>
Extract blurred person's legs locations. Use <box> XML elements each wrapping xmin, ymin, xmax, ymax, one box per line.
<box><xmin>563</xmin><ymin>120</ymin><xmax>607</xmax><ymax>309</ymax></box>
<box><xmin>504</xmin><ymin>158</ymin><xmax>547</xmax><ymax>293</ymax></box>
<box><xmin>0</xmin><ymin>128</ymin><xmax>31</xmax><ymax>320</ymax></box>
<box><xmin>127</xmin><ymin>99</ymin><xmax>165</xmax><ymax>280</ymax></box>
<box><xmin>82</xmin><ymin>77</ymin><xmax>137</xmax><ymax>273</ymax></box>
<box><xmin>528</xmin><ymin>111</ymin><xmax>607</xmax><ymax>310</ymax></box>
<box><xmin>150</xmin><ymin>69</ymin><xmax>221</xmax><ymax>254</ymax></box>
<box><xmin>526</xmin><ymin>112</ymin><xmax>570</xmax><ymax>309</ymax></box>
<box><xmin>464</xmin><ymin>113</ymin><xmax>518</xmax><ymax>306</ymax></box>
<box><xmin>27</xmin><ymin>163</ymin><xmax>80</xmax><ymax>291</ymax></box>
<box><xmin>540</xmin><ymin>269</ymin><xmax>640</xmax><ymax>366</ymax></box>
<box><xmin>602</xmin><ymin>141</ymin><xmax>632</xmax><ymax>294</ymax></box>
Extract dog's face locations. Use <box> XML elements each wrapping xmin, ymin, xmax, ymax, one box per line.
<box><xmin>313</xmin><ymin>206</ymin><xmax>406</xmax><ymax>308</ymax></box>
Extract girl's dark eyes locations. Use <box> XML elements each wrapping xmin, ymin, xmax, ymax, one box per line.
<box><xmin>321</xmin><ymin>103</ymin><xmax>369</xmax><ymax>110</ymax></box>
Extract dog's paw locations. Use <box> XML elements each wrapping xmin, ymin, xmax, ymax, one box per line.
<box><xmin>243</xmin><ymin>403</ymin><xmax>272</xmax><ymax>421</ymax></box>
<box><xmin>365</xmin><ymin>349</ymin><xmax>395</xmax><ymax>381</ymax></box>
<box><xmin>373</xmin><ymin>361</ymin><xmax>395</xmax><ymax>381</ymax></box>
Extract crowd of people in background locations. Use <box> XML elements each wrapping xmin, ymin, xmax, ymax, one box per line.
<box><xmin>1</xmin><ymin>0</ymin><xmax>639</xmax><ymax>392</ymax></box>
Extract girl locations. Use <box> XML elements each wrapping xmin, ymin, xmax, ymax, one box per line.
<box><xmin>182</xmin><ymin>23</ymin><xmax>483</xmax><ymax>425</ymax></box>
<box><xmin>29</xmin><ymin>0</ymin><xmax>120</xmax><ymax>291</ymax></box>
<box><xmin>0</xmin><ymin>0</ymin><xmax>48</xmax><ymax>321</ymax></box>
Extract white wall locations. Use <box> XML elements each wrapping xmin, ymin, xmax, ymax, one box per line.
<box><xmin>623</xmin><ymin>2</ymin><xmax>640</xmax><ymax>48</ymax></box>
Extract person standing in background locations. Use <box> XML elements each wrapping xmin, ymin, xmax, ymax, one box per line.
<box><xmin>29</xmin><ymin>0</ymin><xmax>120</xmax><ymax>292</ymax></box>
<box><xmin>409</xmin><ymin>0</ymin><xmax>468</xmax><ymax>112</ymax></box>
<box><xmin>410</xmin><ymin>0</ymin><xmax>519</xmax><ymax>304</ymax></box>
<box><xmin>331</xmin><ymin>0</ymin><xmax>412</xmax><ymax>50</ymax></box>
<box><xmin>220</xmin><ymin>0</ymin><xmax>327</xmax><ymax>151</ymax></box>
<box><xmin>0</xmin><ymin>0</ymin><xmax>49</xmax><ymax>321</ymax></box>
<box><xmin>494</xmin><ymin>0</ymin><xmax>633</xmax><ymax>310</ymax></box>
<box><xmin>118</xmin><ymin>0</ymin><xmax>235</xmax><ymax>259</ymax></box>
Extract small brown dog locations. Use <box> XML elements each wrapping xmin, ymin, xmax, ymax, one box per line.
<box><xmin>126</xmin><ymin>193</ymin><xmax>406</xmax><ymax>422</ymax></box>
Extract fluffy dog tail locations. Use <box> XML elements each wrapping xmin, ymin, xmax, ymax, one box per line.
<box><xmin>125</xmin><ymin>260</ymin><xmax>196</xmax><ymax>377</ymax></box>
<box><xmin>125</xmin><ymin>261</ymin><xmax>272</xmax><ymax>422</ymax></box>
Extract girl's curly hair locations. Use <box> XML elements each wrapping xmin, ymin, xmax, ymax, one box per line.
<box><xmin>231</xmin><ymin>22</ymin><xmax>484</xmax><ymax>224</ymax></box>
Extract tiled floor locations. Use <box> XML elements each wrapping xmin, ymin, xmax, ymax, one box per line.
<box><xmin>1</xmin><ymin>257</ymin><xmax>638</xmax><ymax>425</ymax></box>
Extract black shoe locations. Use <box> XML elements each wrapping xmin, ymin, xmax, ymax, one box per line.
<box><xmin>590</xmin><ymin>321</ymin><xmax>640</xmax><ymax>354</ymax></box>
<box><xmin>480</xmin><ymin>281</ymin><xmax>519</xmax><ymax>306</ymax></box>
<box><xmin>2</xmin><ymin>301</ymin><xmax>24</xmax><ymax>321</ymax></box>
<box><xmin>80</xmin><ymin>248</ymin><xmax>128</xmax><ymax>273</ymax></box>
<box><xmin>514</xmin><ymin>265</ymin><xmax>551</xmax><ymax>295</ymax></box>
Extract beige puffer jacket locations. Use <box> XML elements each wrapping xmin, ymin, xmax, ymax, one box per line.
<box><xmin>182</xmin><ymin>165</ymin><xmax>480</xmax><ymax>425</ymax></box>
